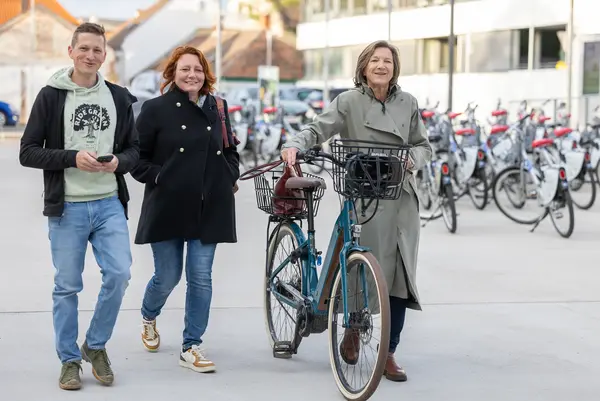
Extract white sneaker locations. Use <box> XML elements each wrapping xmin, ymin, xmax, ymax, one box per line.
<box><xmin>141</xmin><ymin>318</ymin><xmax>160</xmax><ymax>352</ymax></box>
<box><xmin>179</xmin><ymin>345</ymin><xmax>216</xmax><ymax>373</ymax></box>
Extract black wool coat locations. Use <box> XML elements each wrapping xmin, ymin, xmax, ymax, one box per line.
<box><xmin>131</xmin><ymin>86</ymin><xmax>240</xmax><ymax>244</ymax></box>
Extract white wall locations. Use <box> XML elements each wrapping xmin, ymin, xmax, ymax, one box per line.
<box><xmin>297</xmin><ymin>0</ymin><xmax>581</xmax><ymax>50</ymax></box>
<box><xmin>122</xmin><ymin>0</ymin><xmax>218</xmax><ymax>83</ymax></box>
<box><xmin>0</xmin><ymin>63</ymin><xmax>71</xmax><ymax>120</ymax></box>
<box><xmin>295</xmin><ymin>0</ymin><xmax>600</xmax><ymax>127</ymax></box>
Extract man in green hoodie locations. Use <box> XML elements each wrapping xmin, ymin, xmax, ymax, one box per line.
<box><xmin>19</xmin><ymin>22</ymin><xmax>139</xmax><ymax>390</ymax></box>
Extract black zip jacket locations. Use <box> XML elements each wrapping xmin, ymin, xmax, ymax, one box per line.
<box><xmin>19</xmin><ymin>81</ymin><xmax>139</xmax><ymax>218</ymax></box>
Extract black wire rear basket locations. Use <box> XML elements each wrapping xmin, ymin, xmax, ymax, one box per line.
<box><xmin>252</xmin><ymin>164</ymin><xmax>326</xmax><ymax>219</ymax></box>
<box><xmin>330</xmin><ymin>139</ymin><xmax>411</xmax><ymax>200</ymax></box>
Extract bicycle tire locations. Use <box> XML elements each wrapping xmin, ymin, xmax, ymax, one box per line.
<box><xmin>550</xmin><ymin>191</ymin><xmax>575</xmax><ymax>239</ymax></box>
<box><xmin>492</xmin><ymin>166</ymin><xmax>540</xmax><ymax>225</ymax></box>
<box><xmin>328</xmin><ymin>251</ymin><xmax>390</xmax><ymax>401</ymax></box>
<box><xmin>264</xmin><ymin>222</ymin><xmax>304</xmax><ymax>354</ymax></box>
<box><xmin>571</xmin><ymin>170</ymin><xmax>597</xmax><ymax>210</ymax></box>
<box><xmin>468</xmin><ymin>166</ymin><xmax>489</xmax><ymax>210</ymax></box>
<box><xmin>442</xmin><ymin>185</ymin><xmax>457</xmax><ymax>233</ymax></box>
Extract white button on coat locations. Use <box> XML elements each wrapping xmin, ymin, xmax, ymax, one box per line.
<box><xmin>207</xmin><ymin>126</ymin><xmax>211</xmax><ymax>131</ymax></box>
<box><xmin>179</xmin><ymin>148</ymin><xmax>184</xmax><ymax>152</ymax></box>
<box><xmin>216</xmin><ymin>150</ymin><xmax>221</xmax><ymax>155</ymax></box>
<box><xmin>176</xmin><ymin>102</ymin><xmax>181</xmax><ymax>107</ymax></box>
<box><xmin>182</xmin><ymin>125</ymin><xmax>186</xmax><ymax>130</ymax></box>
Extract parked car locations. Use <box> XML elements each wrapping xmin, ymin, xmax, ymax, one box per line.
<box><xmin>0</xmin><ymin>101</ymin><xmax>19</xmax><ymax>126</ymax></box>
<box><xmin>304</xmin><ymin>88</ymin><xmax>351</xmax><ymax>114</ymax></box>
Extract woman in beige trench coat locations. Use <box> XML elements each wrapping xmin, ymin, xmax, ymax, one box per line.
<box><xmin>281</xmin><ymin>40</ymin><xmax>432</xmax><ymax>382</ymax></box>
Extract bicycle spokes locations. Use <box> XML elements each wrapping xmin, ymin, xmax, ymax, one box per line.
<box><xmin>330</xmin><ymin>261</ymin><xmax>385</xmax><ymax>395</ymax></box>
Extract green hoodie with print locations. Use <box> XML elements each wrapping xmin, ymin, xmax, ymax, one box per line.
<box><xmin>47</xmin><ymin>67</ymin><xmax>118</xmax><ymax>202</ymax></box>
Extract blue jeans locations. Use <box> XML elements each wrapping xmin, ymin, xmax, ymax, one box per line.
<box><xmin>141</xmin><ymin>239</ymin><xmax>216</xmax><ymax>350</ymax></box>
<box><xmin>48</xmin><ymin>196</ymin><xmax>132</xmax><ymax>363</ymax></box>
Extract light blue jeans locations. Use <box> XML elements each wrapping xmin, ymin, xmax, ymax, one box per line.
<box><xmin>141</xmin><ymin>239</ymin><xmax>216</xmax><ymax>350</ymax></box>
<box><xmin>48</xmin><ymin>195</ymin><xmax>132</xmax><ymax>363</ymax></box>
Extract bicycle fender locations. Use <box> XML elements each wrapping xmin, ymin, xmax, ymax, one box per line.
<box><xmin>345</xmin><ymin>245</ymin><xmax>371</xmax><ymax>255</ymax></box>
<box><xmin>288</xmin><ymin>221</ymin><xmax>306</xmax><ymax>244</ymax></box>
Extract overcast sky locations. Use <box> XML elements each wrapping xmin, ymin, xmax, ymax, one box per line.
<box><xmin>58</xmin><ymin>0</ymin><xmax>159</xmax><ymax>20</ymax></box>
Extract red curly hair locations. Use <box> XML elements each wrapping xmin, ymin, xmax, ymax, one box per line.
<box><xmin>159</xmin><ymin>46</ymin><xmax>216</xmax><ymax>96</ymax></box>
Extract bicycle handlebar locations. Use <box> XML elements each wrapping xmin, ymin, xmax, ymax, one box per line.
<box><xmin>296</xmin><ymin>144</ymin><xmax>344</xmax><ymax>167</ymax></box>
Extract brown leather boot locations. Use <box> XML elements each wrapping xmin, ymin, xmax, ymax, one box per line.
<box><xmin>384</xmin><ymin>353</ymin><xmax>407</xmax><ymax>382</ymax></box>
<box><xmin>339</xmin><ymin>328</ymin><xmax>360</xmax><ymax>365</ymax></box>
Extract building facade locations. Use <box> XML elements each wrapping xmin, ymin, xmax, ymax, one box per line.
<box><xmin>296</xmin><ymin>0</ymin><xmax>600</xmax><ymax>126</ymax></box>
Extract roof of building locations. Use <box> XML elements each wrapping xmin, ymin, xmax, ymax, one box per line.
<box><xmin>107</xmin><ymin>0</ymin><xmax>170</xmax><ymax>49</ymax></box>
<box><xmin>0</xmin><ymin>0</ymin><xmax>80</xmax><ymax>26</ymax></box>
<box><xmin>150</xmin><ymin>28</ymin><xmax>304</xmax><ymax>81</ymax></box>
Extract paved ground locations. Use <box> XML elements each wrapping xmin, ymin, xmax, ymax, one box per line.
<box><xmin>1</xmin><ymin>137</ymin><xmax>599</xmax><ymax>401</ymax></box>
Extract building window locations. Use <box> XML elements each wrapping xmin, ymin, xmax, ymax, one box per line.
<box><xmin>583</xmin><ymin>42</ymin><xmax>600</xmax><ymax>95</ymax></box>
<box><xmin>302</xmin><ymin>0</ymin><xmax>325</xmax><ymax>22</ymax></box>
<box><xmin>393</xmin><ymin>40</ymin><xmax>417</xmax><ymax>75</ymax></box>
<box><xmin>423</xmin><ymin>37</ymin><xmax>459</xmax><ymax>74</ymax></box>
<box><xmin>534</xmin><ymin>26</ymin><xmax>566</xmax><ymax>69</ymax></box>
<box><xmin>328</xmin><ymin>47</ymin><xmax>345</xmax><ymax>79</ymax></box>
<box><xmin>516</xmin><ymin>28</ymin><xmax>529</xmax><ymax>69</ymax></box>
<box><xmin>304</xmin><ymin>49</ymin><xmax>324</xmax><ymax>79</ymax></box>
<box><xmin>353</xmin><ymin>0</ymin><xmax>368</xmax><ymax>15</ymax></box>
<box><xmin>339</xmin><ymin>0</ymin><xmax>350</xmax><ymax>14</ymax></box>
<box><xmin>371</xmin><ymin>0</ymin><xmax>389</xmax><ymax>12</ymax></box>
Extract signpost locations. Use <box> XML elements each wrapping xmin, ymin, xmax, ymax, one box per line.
<box><xmin>258</xmin><ymin>65</ymin><xmax>280</xmax><ymax>114</ymax></box>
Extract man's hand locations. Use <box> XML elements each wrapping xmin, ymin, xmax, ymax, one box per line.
<box><xmin>100</xmin><ymin>154</ymin><xmax>119</xmax><ymax>173</ymax></box>
<box><xmin>76</xmin><ymin>151</ymin><xmax>104</xmax><ymax>172</ymax></box>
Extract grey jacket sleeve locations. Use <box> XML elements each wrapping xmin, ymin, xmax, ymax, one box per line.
<box><xmin>282</xmin><ymin>96</ymin><xmax>346</xmax><ymax>151</ymax></box>
<box><xmin>407</xmin><ymin>100</ymin><xmax>432</xmax><ymax>171</ymax></box>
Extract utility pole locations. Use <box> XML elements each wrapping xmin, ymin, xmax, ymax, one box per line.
<box><xmin>323</xmin><ymin>0</ymin><xmax>330</xmax><ymax>107</ymax></box>
<box><xmin>215</xmin><ymin>0</ymin><xmax>223</xmax><ymax>93</ymax></box>
<box><xmin>448</xmin><ymin>0</ymin><xmax>455</xmax><ymax>111</ymax></box>
<box><xmin>567</xmin><ymin>0</ymin><xmax>574</xmax><ymax>117</ymax></box>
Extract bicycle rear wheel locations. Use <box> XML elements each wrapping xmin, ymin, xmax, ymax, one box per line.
<box><xmin>492</xmin><ymin>166</ymin><xmax>540</xmax><ymax>225</ymax></box>
<box><xmin>328</xmin><ymin>251</ymin><xmax>390</xmax><ymax>401</ymax></box>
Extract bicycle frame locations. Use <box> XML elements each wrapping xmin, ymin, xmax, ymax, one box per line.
<box><xmin>267</xmin><ymin>195</ymin><xmax>370</xmax><ymax>329</ymax></box>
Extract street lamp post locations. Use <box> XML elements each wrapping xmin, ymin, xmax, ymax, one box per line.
<box><xmin>216</xmin><ymin>0</ymin><xmax>223</xmax><ymax>92</ymax></box>
<box><xmin>567</xmin><ymin>0</ymin><xmax>574</xmax><ymax>116</ymax></box>
<box><xmin>388</xmin><ymin>0</ymin><xmax>392</xmax><ymax>41</ymax></box>
<box><xmin>323</xmin><ymin>0</ymin><xmax>330</xmax><ymax>107</ymax></box>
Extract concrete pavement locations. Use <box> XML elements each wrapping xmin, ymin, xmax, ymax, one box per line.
<box><xmin>0</xmin><ymin>138</ymin><xmax>599</xmax><ymax>401</ymax></box>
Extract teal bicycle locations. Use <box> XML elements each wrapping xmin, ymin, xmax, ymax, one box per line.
<box><xmin>239</xmin><ymin>139</ymin><xmax>412</xmax><ymax>401</ymax></box>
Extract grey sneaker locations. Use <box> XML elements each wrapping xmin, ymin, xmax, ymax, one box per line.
<box><xmin>81</xmin><ymin>342</ymin><xmax>114</xmax><ymax>385</ymax></box>
<box><xmin>59</xmin><ymin>361</ymin><xmax>82</xmax><ymax>390</ymax></box>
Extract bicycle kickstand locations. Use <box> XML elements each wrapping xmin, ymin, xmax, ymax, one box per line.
<box><xmin>529</xmin><ymin>208</ymin><xmax>549</xmax><ymax>233</ymax></box>
<box><xmin>421</xmin><ymin>201</ymin><xmax>443</xmax><ymax>228</ymax></box>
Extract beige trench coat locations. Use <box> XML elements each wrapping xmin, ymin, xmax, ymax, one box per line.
<box><xmin>282</xmin><ymin>85</ymin><xmax>432</xmax><ymax>310</ymax></box>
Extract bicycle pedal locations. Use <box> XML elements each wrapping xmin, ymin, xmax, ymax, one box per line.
<box><xmin>272</xmin><ymin>341</ymin><xmax>294</xmax><ymax>359</ymax></box>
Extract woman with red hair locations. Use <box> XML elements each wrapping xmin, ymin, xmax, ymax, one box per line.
<box><xmin>130</xmin><ymin>46</ymin><xmax>239</xmax><ymax>373</ymax></box>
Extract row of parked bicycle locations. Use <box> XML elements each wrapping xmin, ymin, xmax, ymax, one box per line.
<box><xmin>228</xmin><ymin>101</ymin><xmax>297</xmax><ymax>169</ymax></box>
<box><xmin>414</xmin><ymin>99</ymin><xmax>600</xmax><ymax>238</ymax></box>
<box><xmin>226</xmin><ymin>97</ymin><xmax>600</xmax><ymax>239</ymax></box>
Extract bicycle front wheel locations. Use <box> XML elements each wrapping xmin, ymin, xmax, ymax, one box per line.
<box><xmin>264</xmin><ymin>222</ymin><xmax>304</xmax><ymax>356</ymax></box>
<box><xmin>328</xmin><ymin>251</ymin><xmax>390</xmax><ymax>401</ymax></box>
<box><xmin>550</xmin><ymin>190</ymin><xmax>575</xmax><ymax>238</ymax></box>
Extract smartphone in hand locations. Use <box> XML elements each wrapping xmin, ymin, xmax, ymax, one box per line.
<box><xmin>96</xmin><ymin>155</ymin><xmax>114</xmax><ymax>163</ymax></box>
